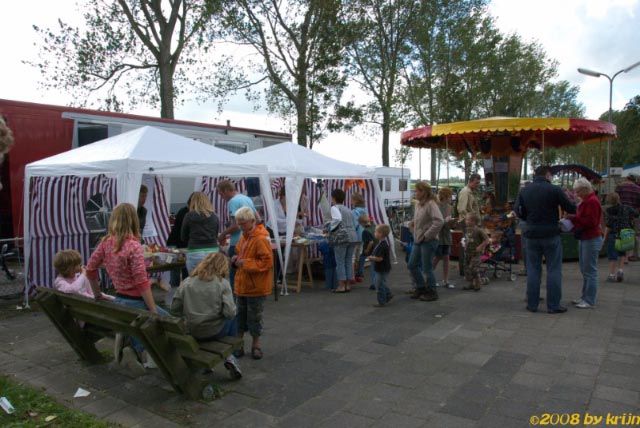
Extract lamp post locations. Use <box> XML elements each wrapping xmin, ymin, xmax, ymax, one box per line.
<box><xmin>578</xmin><ymin>60</ymin><xmax>640</xmax><ymax>177</ymax></box>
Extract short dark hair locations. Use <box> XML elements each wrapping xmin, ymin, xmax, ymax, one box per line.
<box><xmin>331</xmin><ymin>188</ymin><xmax>346</xmax><ymax>204</ymax></box>
<box><xmin>469</xmin><ymin>173</ymin><xmax>481</xmax><ymax>182</ymax></box>
<box><xmin>139</xmin><ymin>184</ymin><xmax>148</xmax><ymax>195</ymax></box>
<box><xmin>534</xmin><ymin>165</ymin><xmax>551</xmax><ymax>177</ymax></box>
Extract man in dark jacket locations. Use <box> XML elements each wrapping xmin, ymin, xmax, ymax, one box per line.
<box><xmin>514</xmin><ymin>166</ymin><xmax>576</xmax><ymax>313</ymax></box>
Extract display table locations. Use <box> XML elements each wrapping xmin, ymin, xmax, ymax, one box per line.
<box><xmin>272</xmin><ymin>239</ymin><xmax>320</xmax><ymax>294</ymax></box>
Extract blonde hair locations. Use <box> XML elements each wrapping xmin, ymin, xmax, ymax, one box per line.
<box><xmin>606</xmin><ymin>192</ymin><xmax>620</xmax><ymax>206</ymax></box>
<box><xmin>191</xmin><ymin>252</ymin><xmax>229</xmax><ymax>281</ymax></box>
<box><xmin>438</xmin><ymin>187</ymin><xmax>453</xmax><ymax>202</ymax></box>
<box><xmin>53</xmin><ymin>249</ymin><xmax>82</xmax><ymax>278</ymax></box>
<box><xmin>189</xmin><ymin>192</ymin><xmax>214</xmax><ymax>216</ymax></box>
<box><xmin>573</xmin><ymin>177</ymin><xmax>593</xmax><ymax>193</ymax></box>
<box><xmin>414</xmin><ymin>181</ymin><xmax>435</xmax><ymax>201</ymax></box>
<box><xmin>351</xmin><ymin>192</ymin><xmax>365</xmax><ymax>207</ymax></box>
<box><xmin>0</xmin><ymin>117</ymin><xmax>14</xmax><ymax>155</ymax></box>
<box><xmin>107</xmin><ymin>203</ymin><xmax>140</xmax><ymax>252</ymax></box>
<box><xmin>376</xmin><ymin>224</ymin><xmax>391</xmax><ymax>237</ymax></box>
<box><xmin>235</xmin><ymin>206</ymin><xmax>256</xmax><ymax>222</ymax></box>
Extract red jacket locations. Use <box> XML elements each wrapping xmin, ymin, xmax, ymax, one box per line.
<box><xmin>571</xmin><ymin>192</ymin><xmax>602</xmax><ymax>240</ymax></box>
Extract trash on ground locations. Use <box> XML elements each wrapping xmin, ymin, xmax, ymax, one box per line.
<box><xmin>73</xmin><ymin>388</ymin><xmax>91</xmax><ymax>398</ymax></box>
<box><xmin>0</xmin><ymin>396</ymin><xmax>15</xmax><ymax>414</ymax></box>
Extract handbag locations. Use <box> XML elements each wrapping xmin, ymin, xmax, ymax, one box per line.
<box><xmin>615</xmin><ymin>228</ymin><xmax>636</xmax><ymax>252</ymax></box>
<box><xmin>326</xmin><ymin>220</ymin><xmax>350</xmax><ymax>246</ymax></box>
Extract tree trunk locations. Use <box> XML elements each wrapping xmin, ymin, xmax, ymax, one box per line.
<box><xmin>381</xmin><ymin>111</ymin><xmax>390</xmax><ymax>166</ymax></box>
<box><xmin>430</xmin><ymin>148</ymin><xmax>437</xmax><ymax>185</ymax></box>
<box><xmin>296</xmin><ymin>99</ymin><xmax>308</xmax><ymax>147</ymax></box>
<box><xmin>159</xmin><ymin>62</ymin><xmax>175</xmax><ymax>119</ymax></box>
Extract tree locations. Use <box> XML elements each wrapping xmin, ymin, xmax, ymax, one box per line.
<box><xmin>221</xmin><ymin>0</ymin><xmax>346</xmax><ymax>148</ymax></box>
<box><xmin>30</xmin><ymin>0</ymin><xmax>219</xmax><ymax>118</ymax></box>
<box><xmin>608</xmin><ymin>95</ymin><xmax>640</xmax><ymax>168</ymax></box>
<box><xmin>343</xmin><ymin>0</ymin><xmax>420</xmax><ymax>166</ymax></box>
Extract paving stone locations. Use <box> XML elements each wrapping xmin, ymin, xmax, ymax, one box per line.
<box><xmin>593</xmin><ymin>385</ymin><xmax>640</xmax><ymax>406</ymax></box>
<box><xmin>511</xmin><ymin>371</ymin><xmax>554</xmax><ymax>390</ymax></box>
<box><xmin>80</xmin><ymin>395</ymin><xmax>129</xmax><ymax>418</ymax></box>
<box><xmin>371</xmin><ymin>411</ymin><xmax>426</xmax><ymax>427</ymax></box>
<box><xmin>453</xmin><ymin>351</ymin><xmax>494</xmax><ymax>367</ymax></box>
<box><xmin>424</xmin><ymin>412</ymin><xmax>477</xmax><ymax>428</ymax></box>
<box><xmin>596</xmin><ymin>373</ymin><xmax>640</xmax><ymax>392</ymax></box>
<box><xmin>490</xmin><ymin>397</ymin><xmax>536</xmax><ymax>421</ymax></box>
<box><xmin>107</xmin><ymin>405</ymin><xmax>162</xmax><ymax>427</ymax></box>
<box><xmin>317</xmin><ymin>411</ymin><xmax>376</xmax><ymax>428</ymax></box>
<box><xmin>346</xmin><ymin>399</ymin><xmax>393</xmax><ymax>419</ymax></box>
<box><xmin>440</xmin><ymin>398</ymin><xmax>489</xmax><ymax>421</ymax></box>
<box><xmin>587</xmin><ymin>398</ymin><xmax>639</xmax><ymax>416</ymax></box>
<box><xmin>477</xmin><ymin>413</ymin><xmax>522</xmax><ymax>428</ymax></box>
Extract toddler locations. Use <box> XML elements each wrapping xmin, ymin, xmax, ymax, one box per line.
<box><xmin>480</xmin><ymin>230</ymin><xmax>503</xmax><ymax>262</ymax></box>
<box><xmin>462</xmin><ymin>213</ymin><xmax>490</xmax><ymax>291</ymax></box>
<box><xmin>359</xmin><ymin>214</ymin><xmax>377</xmax><ymax>290</ymax></box>
<box><xmin>367</xmin><ymin>224</ymin><xmax>393</xmax><ymax>307</ymax></box>
<box><xmin>53</xmin><ymin>249</ymin><xmax>114</xmax><ymax>300</ymax></box>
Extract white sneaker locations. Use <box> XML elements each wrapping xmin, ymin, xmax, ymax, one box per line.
<box><xmin>114</xmin><ymin>333</ymin><xmax>124</xmax><ymax>363</ymax></box>
<box><xmin>141</xmin><ymin>351</ymin><xmax>158</xmax><ymax>369</ymax></box>
<box><xmin>575</xmin><ymin>301</ymin><xmax>594</xmax><ymax>309</ymax></box>
<box><xmin>445</xmin><ymin>282</ymin><xmax>456</xmax><ymax>289</ymax></box>
<box><xmin>572</xmin><ymin>298</ymin><xmax>583</xmax><ymax>305</ymax></box>
<box><xmin>224</xmin><ymin>355</ymin><xmax>242</xmax><ymax>380</ymax></box>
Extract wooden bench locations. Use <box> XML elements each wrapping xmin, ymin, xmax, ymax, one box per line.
<box><xmin>35</xmin><ymin>287</ymin><xmax>242</xmax><ymax>400</ymax></box>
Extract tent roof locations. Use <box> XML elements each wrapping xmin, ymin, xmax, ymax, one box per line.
<box><xmin>239</xmin><ymin>142</ymin><xmax>374</xmax><ymax>178</ymax></box>
<box><xmin>26</xmin><ymin>126</ymin><xmax>266</xmax><ymax>177</ymax></box>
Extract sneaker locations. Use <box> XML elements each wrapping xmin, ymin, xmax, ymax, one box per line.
<box><xmin>445</xmin><ymin>282</ymin><xmax>456</xmax><ymax>289</ymax></box>
<box><xmin>547</xmin><ymin>306</ymin><xmax>568</xmax><ymax>314</ymax></box>
<box><xmin>114</xmin><ymin>333</ymin><xmax>124</xmax><ymax>364</ymax></box>
<box><xmin>142</xmin><ymin>351</ymin><xmax>158</xmax><ymax>369</ymax></box>
<box><xmin>224</xmin><ymin>355</ymin><xmax>242</xmax><ymax>380</ymax></box>
<box><xmin>386</xmin><ymin>293</ymin><xmax>394</xmax><ymax>303</ymax></box>
<box><xmin>606</xmin><ymin>275</ymin><xmax>617</xmax><ymax>283</ymax></box>
<box><xmin>372</xmin><ymin>303</ymin><xmax>386</xmax><ymax>308</ymax></box>
<box><xmin>404</xmin><ymin>288</ymin><xmax>416</xmax><ymax>295</ymax></box>
<box><xmin>410</xmin><ymin>288</ymin><xmax>427</xmax><ymax>299</ymax></box>
<box><xmin>572</xmin><ymin>297</ymin><xmax>584</xmax><ymax>305</ymax></box>
<box><xmin>616</xmin><ymin>271</ymin><xmax>624</xmax><ymax>282</ymax></box>
<box><xmin>419</xmin><ymin>289</ymin><xmax>439</xmax><ymax>302</ymax></box>
<box><xmin>120</xmin><ymin>347</ymin><xmax>145</xmax><ymax>376</ymax></box>
<box><xmin>575</xmin><ymin>301</ymin><xmax>594</xmax><ymax>309</ymax></box>
<box><xmin>435</xmin><ymin>281</ymin><xmax>442</xmax><ymax>288</ymax></box>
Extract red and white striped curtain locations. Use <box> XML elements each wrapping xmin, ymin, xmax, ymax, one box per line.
<box><xmin>28</xmin><ymin>175</ymin><xmax>117</xmax><ymax>290</ymax></box>
<box><xmin>143</xmin><ymin>176</ymin><xmax>170</xmax><ymax>248</ymax></box>
<box><xmin>306</xmin><ymin>179</ymin><xmax>386</xmax><ymax>227</ymax></box>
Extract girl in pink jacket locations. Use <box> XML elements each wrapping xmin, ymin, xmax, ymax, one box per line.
<box><xmin>53</xmin><ymin>249</ymin><xmax>114</xmax><ymax>300</ymax></box>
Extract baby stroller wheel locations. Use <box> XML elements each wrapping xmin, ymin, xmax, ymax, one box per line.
<box><xmin>481</xmin><ymin>276</ymin><xmax>489</xmax><ymax>286</ymax></box>
<box><xmin>494</xmin><ymin>270</ymin><xmax>502</xmax><ymax>279</ymax></box>
<box><xmin>510</xmin><ymin>273</ymin><xmax>517</xmax><ymax>282</ymax></box>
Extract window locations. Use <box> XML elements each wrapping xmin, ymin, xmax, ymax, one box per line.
<box><xmin>216</xmin><ymin>142</ymin><xmax>247</xmax><ymax>154</ymax></box>
<box><xmin>378</xmin><ymin>178</ymin><xmax>383</xmax><ymax>190</ymax></box>
<box><xmin>78</xmin><ymin>123</ymin><xmax>108</xmax><ymax>147</ymax></box>
<box><xmin>385</xmin><ymin>178</ymin><xmax>391</xmax><ymax>191</ymax></box>
<box><xmin>399</xmin><ymin>179</ymin><xmax>408</xmax><ymax>191</ymax></box>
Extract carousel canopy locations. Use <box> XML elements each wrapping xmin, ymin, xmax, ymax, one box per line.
<box><xmin>549</xmin><ymin>164</ymin><xmax>602</xmax><ymax>182</ymax></box>
<box><xmin>400</xmin><ymin>117</ymin><xmax>617</xmax><ymax>154</ymax></box>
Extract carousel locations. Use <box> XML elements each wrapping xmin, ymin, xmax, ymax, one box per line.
<box><xmin>401</xmin><ymin>116</ymin><xmax>617</xmax><ymax>261</ymax></box>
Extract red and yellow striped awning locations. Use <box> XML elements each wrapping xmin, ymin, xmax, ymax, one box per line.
<box><xmin>400</xmin><ymin>117</ymin><xmax>616</xmax><ymax>153</ymax></box>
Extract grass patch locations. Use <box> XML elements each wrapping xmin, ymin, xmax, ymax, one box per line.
<box><xmin>0</xmin><ymin>375</ymin><xmax>117</xmax><ymax>427</ymax></box>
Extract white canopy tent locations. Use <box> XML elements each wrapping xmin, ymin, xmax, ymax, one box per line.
<box><xmin>23</xmin><ymin>126</ymin><xmax>282</xmax><ymax>303</ymax></box>
<box><xmin>240</xmin><ymin>142</ymin><xmax>395</xmax><ymax>293</ymax></box>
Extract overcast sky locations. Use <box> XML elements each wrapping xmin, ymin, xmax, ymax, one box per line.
<box><xmin>1</xmin><ymin>0</ymin><xmax>639</xmax><ymax>179</ymax></box>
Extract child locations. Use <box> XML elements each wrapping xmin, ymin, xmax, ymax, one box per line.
<box><xmin>462</xmin><ymin>213</ymin><xmax>490</xmax><ymax>291</ymax></box>
<box><xmin>359</xmin><ymin>214</ymin><xmax>377</xmax><ymax>290</ymax></box>
<box><xmin>367</xmin><ymin>224</ymin><xmax>393</xmax><ymax>307</ymax></box>
<box><xmin>480</xmin><ymin>230</ymin><xmax>503</xmax><ymax>263</ymax></box>
<box><xmin>170</xmin><ymin>252</ymin><xmax>241</xmax><ymax>379</ymax></box>
<box><xmin>53</xmin><ymin>249</ymin><xmax>114</xmax><ymax>300</ymax></box>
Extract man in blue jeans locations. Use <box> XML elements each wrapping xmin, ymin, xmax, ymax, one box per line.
<box><xmin>514</xmin><ymin>166</ymin><xmax>576</xmax><ymax>313</ymax></box>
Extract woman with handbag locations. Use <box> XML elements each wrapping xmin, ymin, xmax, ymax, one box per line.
<box><xmin>330</xmin><ymin>188</ymin><xmax>359</xmax><ymax>293</ymax></box>
<box><xmin>604</xmin><ymin>192</ymin><xmax>638</xmax><ymax>282</ymax></box>
<box><xmin>566</xmin><ymin>178</ymin><xmax>603</xmax><ymax>309</ymax></box>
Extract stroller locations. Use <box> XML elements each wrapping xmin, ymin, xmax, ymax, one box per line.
<box><xmin>479</xmin><ymin>215</ymin><xmax>518</xmax><ymax>283</ymax></box>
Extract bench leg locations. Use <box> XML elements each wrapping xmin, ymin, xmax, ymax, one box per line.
<box><xmin>37</xmin><ymin>293</ymin><xmax>103</xmax><ymax>363</ymax></box>
<box><xmin>135</xmin><ymin>317</ymin><xmax>205</xmax><ymax>400</ymax></box>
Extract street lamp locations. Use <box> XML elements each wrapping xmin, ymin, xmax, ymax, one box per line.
<box><xmin>578</xmin><ymin>60</ymin><xmax>640</xmax><ymax>178</ymax></box>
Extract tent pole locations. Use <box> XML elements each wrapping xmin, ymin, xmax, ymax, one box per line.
<box><xmin>542</xmin><ymin>131</ymin><xmax>545</xmax><ymax>163</ymax></box>
<box><xmin>446</xmin><ymin>135</ymin><xmax>450</xmax><ymax>186</ymax></box>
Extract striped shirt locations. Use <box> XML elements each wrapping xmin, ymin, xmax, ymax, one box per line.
<box><xmin>615</xmin><ymin>182</ymin><xmax>640</xmax><ymax>211</ymax></box>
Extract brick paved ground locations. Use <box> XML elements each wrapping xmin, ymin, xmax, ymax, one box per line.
<box><xmin>1</xmin><ymin>256</ymin><xmax>639</xmax><ymax>427</ymax></box>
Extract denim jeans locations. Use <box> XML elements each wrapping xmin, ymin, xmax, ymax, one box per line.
<box><xmin>525</xmin><ymin>235</ymin><xmax>563</xmax><ymax>311</ymax></box>
<box><xmin>334</xmin><ymin>243</ymin><xmax>356</xmax><ymax>281</ymax></box>
<box><xmin>113</xmin><ymin>296</ymin><xmax>170</xmax><ymax>353</ymax></box>
<box><xmin>186</xmin><ymin>249</ymin><xmax>218</xmax><ymax>274</ymax></box>
<box><xmin>374</xmin><ymin>271</ymin><xmax>391</xmax><ymax>304</ymax></box>
<box><xmin>197</xmin><ymin>318</ymin><xmax>238</xmax><ymax>341</ymax></box>
<box><xmin>579</xmin><ymin>236</ymin><xmax>602</xmax><ymax>305</ymax></box>
<box><xmin>408</xmin><ymin>239</ymin><xmax>439</xmax><ymax>290</ymax></box>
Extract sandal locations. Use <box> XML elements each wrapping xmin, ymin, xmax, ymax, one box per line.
<box><xmin>251</xmin><ymin>347</ymin><xmax>263</xmax><ymax>360</ymax></box>
<box><xmin>333</xmin><ymin>288</ymin><xmax>348</xmax><ymax>293</ymax></box>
